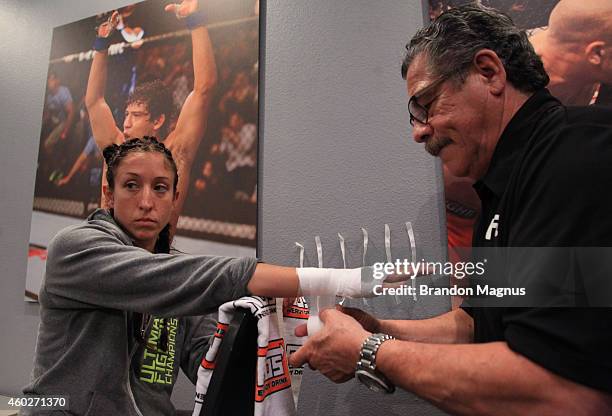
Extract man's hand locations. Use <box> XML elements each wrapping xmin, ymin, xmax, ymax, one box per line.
<box><xmin>165</xmin><ymin>0</ymin><xmax>198</xmax><ymax>18</ymax></box>
<box><xmin>293</xmin><ymin>305</ymin><xmax>381</xmax><ymax>335</ymax></box>
<box><xmin>97</xmin><ymin>11</ymin><xmax>119</xmax><ymax>38</ymax></box>
<box><xmin>56</xmin><ymin>176</ymin><xmax>71</xmax><ymax>187</ymax></box>
<box><xmin>337</xmin><ymin>306</ymin><xmax>381</xmax><ymax>333</ymax></box>
<box><xmin>289</xmin><ymin>308</ymin><xmax>370</xmax><ymax>383</ymax></box>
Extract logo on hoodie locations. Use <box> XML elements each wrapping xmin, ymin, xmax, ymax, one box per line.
<box><xmin>140</xmin><ymin>318</ymin><xmax>178</xmax><ymax>385</ymax></box>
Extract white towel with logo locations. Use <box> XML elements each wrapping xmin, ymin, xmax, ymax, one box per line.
<box><xmin>280</xmin><ymin>297</ymin><xmax>309</xmax><ymax>405</ymax></box>
<box><xmin>193</xmin><ymin>296</ymin><xmax>305</xmax><ymax>416</ymax></box>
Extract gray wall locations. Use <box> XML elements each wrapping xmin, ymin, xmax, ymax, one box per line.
<box><xmin>0</xmin><ymin>0</ymin><xmax>447</xmax><ymax>415</ymax></box>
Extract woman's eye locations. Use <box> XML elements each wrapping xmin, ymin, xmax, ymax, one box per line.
<box><xmin>125</xmin><ymin>182</ymin><xmax>139</xmax><ymax>190</ymax></box>
<box><xmin>154</xmin><ymin>184</ymin><xmax>169</xmax><ymax>193</ymax></box>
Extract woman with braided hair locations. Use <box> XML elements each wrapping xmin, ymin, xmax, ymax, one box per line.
<box><xmin>22</xmin><ymin>137</ymin><xmax>398</xmax><ymax>415</ymax></box>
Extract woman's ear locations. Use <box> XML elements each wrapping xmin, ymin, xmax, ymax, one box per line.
<box><xmin>103</xmin><ymin>184</ymin><xmax>114</xmax><ymax>208</ymax></box>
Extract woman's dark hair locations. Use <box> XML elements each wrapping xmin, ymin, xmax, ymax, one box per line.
<box><xmin>401</xmin><ymin>3</ymin><xmax>549</xmax><ymax>93</ymax></box>
<box><xmin>102</xmin><ymin>136</ymin><xmax>178</xmax><ymax>254</ymax></box>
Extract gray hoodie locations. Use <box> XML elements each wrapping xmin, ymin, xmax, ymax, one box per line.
<box><xmin>22</xmin><ymin>209</ymin><xmax>257</xmax><ymax>415</ymax></box>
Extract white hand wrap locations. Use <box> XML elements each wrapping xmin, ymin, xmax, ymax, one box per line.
<box><xmin>297</xmin><ymin>267</ymin><xmax>377</xmax><ymax>298</ymax></box>
<box><xmin>306</xmin><ymin>295</ymin><xmax>336</xmax><ymax>336</ymax></box>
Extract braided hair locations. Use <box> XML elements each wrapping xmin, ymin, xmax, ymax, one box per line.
<box><xmin>103</xmin><ymin>136</ymin><xmax>177</xmax><ymax>352</ymax></box>
<box><xmin>102</xmin><ymin>136</ymin><xmax>179</xmax><ymax>254</ymax></box>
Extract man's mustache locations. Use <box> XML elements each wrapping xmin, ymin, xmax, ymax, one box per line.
<box><xmin>425</xmin><ymin>136</ymin><xmax>452</xmax><ymax>156</ymax></box>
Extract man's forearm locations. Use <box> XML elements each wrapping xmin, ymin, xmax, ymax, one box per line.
<box><xmin>84</xmin><ymin>49</ymin><xmax>122</xmax><ymax>149</ymax></box>
<box><xmin>380</xmin><ymin>308</ymin><xmax>473</xmax><ymax>344</ymax></box>
<box><xmin>85</xmin><ymin>51</ymin><xmax>108</xmax><ymax>107</ymax></box>
<box><xmin>376</xmin><ymin>340</ymin><xmax>611</xmax><ymax>416</ymax></box>
<box><xmin>191</xmin><ymin>26</ymin><xmax>217</xmax><ymax>94</ymax></box>
<box><xmin>65</xmin><ymin>152</ymin><xmax>88</xmax><ymax>180</ymax></box>
<box><xmin>168</xmin><ymin>24</ymin><xmax>218</xmax><ymax>159</ymax></box>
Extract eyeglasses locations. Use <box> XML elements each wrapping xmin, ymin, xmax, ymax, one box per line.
<box><xmin>408</xmin><ymin>76</ymin><xmax>448</xmax><ymax>126</ymax></box>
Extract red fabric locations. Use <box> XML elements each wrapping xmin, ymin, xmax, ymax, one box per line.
<box><xmin>28</xmin><ymin>247</ymin><xmax>48</xmax><ymax>260</ymax></box>
<box><xmin>446</xmin><ymin>212</ymin><xmax>475</xmax><ymax>264</ymax></box>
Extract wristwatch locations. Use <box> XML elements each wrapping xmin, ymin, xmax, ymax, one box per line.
<box><xmin>355</xmin><ymin>333</ymin><xmax>395</xmax><ymax>393</ymax></box>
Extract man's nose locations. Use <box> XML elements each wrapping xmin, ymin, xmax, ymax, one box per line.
<box><xmin>411</xmin><ymin>120</ymin><xmax>433</xmax><ymax>144</ymax></box>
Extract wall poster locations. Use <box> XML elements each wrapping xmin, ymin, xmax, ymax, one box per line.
<box><xmin>27</xmin><ymin>0</ymin><xmax>260</xmax><ymax>301</ymax></box>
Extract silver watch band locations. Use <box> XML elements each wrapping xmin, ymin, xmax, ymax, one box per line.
<box><xmin>356</xmin><ymin>333</ymin><xmax>395</xmax><ymax>393</ymax></box>
<box><xmin>358</xmin><ymin>333</ymin><xmax>394</xmax><ymax>371</ymax></box>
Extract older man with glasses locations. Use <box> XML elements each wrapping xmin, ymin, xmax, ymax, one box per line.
<box><xmin>291</xmin><ymin>4</ymin><xmax>612</xmax><ymax>415</ymax></box>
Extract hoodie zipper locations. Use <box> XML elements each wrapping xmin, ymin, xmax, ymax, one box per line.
<box><xmin>127</xmin><ymin>313</ymin><xmax>145</xmax><ymax>416</ymax></box>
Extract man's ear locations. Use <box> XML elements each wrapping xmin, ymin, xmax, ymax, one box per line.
<box><xmin>585</xmin><ymin>41</ymin><xmax>605</xmax><ymax>66</ymax></box>
<box><xmin>473</xmin><ymin>49</ymin><xmax>507</xmax><ymax>96</ymax></box>
<box><xmin>152</xmin><ymin>114</ymin><xmax>166</xmax><ymax>132</ymax></box>
<box><xmin>103</xmin><ymin>184</ymin><xmax>114</xmax><ymax>208</ymax></box>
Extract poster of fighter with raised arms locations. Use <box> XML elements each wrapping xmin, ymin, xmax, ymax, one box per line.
<box><xmin>27</xmin><ymin>0</ymin><xmax>260</xmax><ymax>300</ymax></box>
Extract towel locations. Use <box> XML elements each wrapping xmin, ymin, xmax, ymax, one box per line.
<box><xmin>193</xmin><ymin>296</ymin><xmax>306</xmax><ymax>416</ymax></box>
<box><xmin>281</xmin><ymin>297</ymin><xmax>309</xmax><ymax>405</ymax></box>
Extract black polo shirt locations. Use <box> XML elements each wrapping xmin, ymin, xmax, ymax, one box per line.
<box><xmin>462</xmin><ymin>89</ymin><xmax>612</xmax><ymax>393</ymax></box>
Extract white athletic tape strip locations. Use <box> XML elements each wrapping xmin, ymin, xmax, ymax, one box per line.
<box><xmin>385</xmin><ymin>224</ymin><xmax>392</xmax><ymax>263</ymax></box>
<box><xmin>337</xmin><ymin>233</ymin><xmax>347</xmax><ymax>306</ymax></box>
<box><xmin>308</xmin><ymin>236</ymin><xmax>336</xmax><ymax>335</ymax></box>
<box><xmin>307</xmin><ymin>237</ymin><xmax>323</xmax><ymax>335</ymax></box>
<box><xmin>310</xmin><ymin>236</ymin><xmax>324</xmax><ymax>336</ymax></box>
<box><xmin>295</xmin><ymin>242</ymin><xmax>305</xmax><ymax>268</ymax></box>
<box><xmin>385</xmin><ymin>224</ymin><xmax>401</xmax><ymax>305</ymax></box>
<box><xmin>338</xmin><ymin>233</ymin><xmax>347</xmax><ymax>268</ymax></box>
<box><xmin>315</xmin><ymin>236</ymin><xmax>323</xmax><ymax>268</ymax></box>
<box><xmin>361</xmin><ymin>227</ymin><xmax>369</xmax><ymax>307</ymax></box>
<box><xmin>406</xmin><ymin>222</ymin><xmax>418</xmax><ymax>301</ymax></box>
<box><xmin>307</xmin><ymin>310</ymin><xmax>324</xmax><ymax>335</ymax></box>
<box><xmin>361</xmin><ymin>228</ymin><xmax>368</xmax><ymax>266</ymax></box>
<box><xmin>279</xmin><ymin>242</ymin><xmax>306</xmax><ymax>338</ymax></box>
<box><xmin>294</xmin><ymin>242</ymin><xmax>306</xmax><ymax>333</ymax></box>
<box><xmin>307</xmin><ymin>292</ymin><xmax>337</xmax><ymax>335</ymax></box>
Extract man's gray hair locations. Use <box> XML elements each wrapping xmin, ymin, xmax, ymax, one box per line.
<box><xmin>401</xmin><ymin>4</ymin><xmax>549</xmax><ymax>93</ymax></box>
